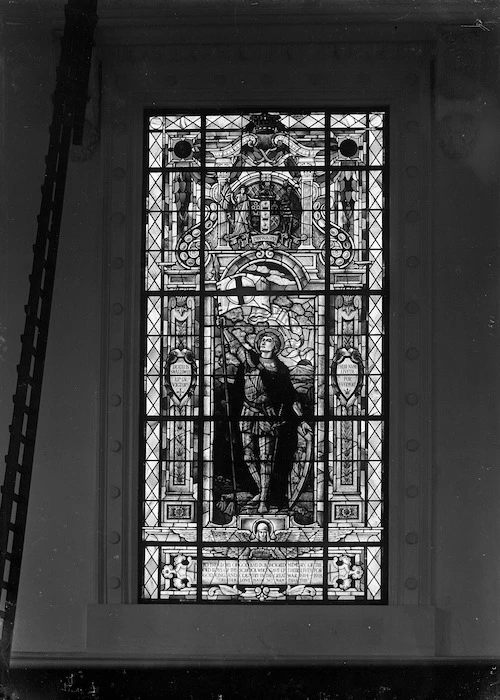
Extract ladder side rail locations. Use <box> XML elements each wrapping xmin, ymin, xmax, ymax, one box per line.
<box><xmin>0</xmin><ymin>0</ymin><xmax>98</xmax><ymax>680</ymax></box>
<box><xmin>0</xmin><ymin>114</ymin><xmax>76</xmax><ymax>662</ymax></box>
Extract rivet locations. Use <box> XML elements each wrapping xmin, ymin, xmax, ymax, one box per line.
<box><xmin>110</xmin><ymin>440</ymin><xmax>122</xmax><ymax>452</ymax></box>
<box><xmin>406</xmin><ymin>347</ymin><xmax>420</xmax><ymax>360</ymax></box>
<box><xmin>405</xmin><ymin>301</ymin><xmax>420</xmax><ymax>314</ymax></box>
<box><xmin>405</xmin><ymin>577</ymin><xmax>419</xmax><ymax>590</ymax></box>
<box><xmin>113</xmin><ymin>167</ymin><xmax>125</xmax><ymax>180</ymax></box>
<box><xmin>406</xmin><ymin>121</ymin><xmax>420</xmax><ymax>133</ymax></box>
<box><xmin>406</xmin><ymin>485</ymin><xmax>419</xmax><ymax>498</ymax></box>
<box><xmin>110</xmin><ymin>348</ymin><xmax>123</xmax><ymax>361</ymax></box>
<box><xmin>108</xmin><ymin>531</ymin><xmax>121</xmax><ymax>544</ymax></box>
<box><xmin>110</xmin><ymin>486</ymin><xmax>121</xmax><ymax>499</ymax></box>
<box><xmin>112</xmin><ymin>303</ymin><xmax>123</xmax><ymax>315</ymax></box>
<box><xmin>110</xmin><ymin>394</ymin><xmax>122</xmax><ymax>407</ymax></box>
<box><xmin>407</xmin><ymin>73</ymin><xmax>419</xmax><ymax>86</ymax></box>
<box><xmin>111</xmin><ymin>212</ymin><xmax>125</xmax><ymax>225</ymax></box>
<box><xmin>108</xmin><ymin>577</ymin><xmax>121</xmax><ymax>590</ymax></box>
<box><xmin>112</xmin><ymin>257</ymin><xmax>124</xmax><ymax>269</ymax></box>
<box><xmin>406</xmin><ymin>439</ymin><xmax>420</xmax><ymax>452</ymax></box>
<box><xmin>406</xmin><ymin>256</ymin><xmax>420</xmax><ymax>269</ymax></box>
<box><xmin>405</xmin><ymin>532</ymin><xmax>418</xmax><ymax>545</ymax></box>
<box><xmin>406</xmin><ymin>166</ymin><xmax>418</xmax><ymax>178</ymax></box>
<box><xmin>406</xmin><ymin>210</ymin><xmax>419</xmax><ymax>224</ymax></box>
<box><xmin>213</xmin><ymin>74</ymin><xmax>226</xmax><ymax>87</ymax></box>
<box><xmin>165</xmin><ymin>75</ymin><xmax>178</xmax><ymax>87</ymax></box>
<box><xmin>405</xmin><ymin>393</ymin><xmax>419</xmax><ymax>406</ymax></box>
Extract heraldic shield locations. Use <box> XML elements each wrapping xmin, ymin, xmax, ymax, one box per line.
<box><xmin>331</xmin><ymin>347</ymin><xmax>364</xmax><ymax>408</ymax></box>
<box><xmin>163</xmin><ymin>348</ymin><xmax>197</xmax><ymax>406</ymax></box>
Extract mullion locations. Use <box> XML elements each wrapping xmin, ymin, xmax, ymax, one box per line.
<box><xmin>145</xmin><ymin>415</ymin><xmax>387</xmax><ymax>423</ymax></box>
<box><xmin>323</xmin><ymin>112</ymin><xmax>331</xmax><ymax>599</ymax></box>
<box><xmin>158</xmin><ymin>120</ymin><xmax>167</xmax><ymax>532</ymax></box>
<box><xmin>381</xmin><ymin>110</ymin><xmax>389</xmax><ymax>604</ymax></box>
<box><xmin>363</xmin><ymin>156</ymin><xmax>370</xmax><ymax>540</ymax></box>
<box><xmin>148</xmin><ymin>166</ymin><xmax>383</xmax><ymax>174</ymax></box>
<box><xmin>196</xmin><ymin>115</ymin><xmax>207</xmax><ymax>602</ymax></box>
<box><xmin>139</xmin><ymin>114</ymin><xmax>149</xmax><ymax>600</ymax></box>
<box><xmin>147</xmin><ymin>289</ymin><xmax>385</xmax><ymax>298</ymax></box>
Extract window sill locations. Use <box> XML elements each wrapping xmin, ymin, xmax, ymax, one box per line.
<box><xmin>86</xmin><ymin>604</ymin><xmax>436</xmax><ymax>662</ymax></box>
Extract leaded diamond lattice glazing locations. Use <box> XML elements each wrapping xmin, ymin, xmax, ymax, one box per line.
<box><xmin>142</xmin><ymin>111</ymin><xmax>387</xmax><ymax>603</ymax></box>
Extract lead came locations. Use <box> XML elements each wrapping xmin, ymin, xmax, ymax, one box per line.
<box><xmin>142</xmin><ymin>111</ymin><xmax>387</xmax><ymax>603</ymax></box>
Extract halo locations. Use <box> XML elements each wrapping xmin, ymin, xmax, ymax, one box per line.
<box><xmin>251</xmin><ymin>519</ymin><xmax>275</xmax><ymax>538</ymax></box>
<box><xmin>255</xmin><ymin>328</ymin><xmax>285</xmax><ymax>354</ymax></box>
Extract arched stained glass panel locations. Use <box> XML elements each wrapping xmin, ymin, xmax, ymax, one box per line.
<box><xmin>142</xmin><ymin>111</ymin><xmax>387</xmax><ymax>603</ymax></box>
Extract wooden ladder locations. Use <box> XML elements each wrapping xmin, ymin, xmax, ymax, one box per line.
<box><xmin>0</xmin><ymin>0</ymin><xmax>98</xmax><ymax>687</ymax></box>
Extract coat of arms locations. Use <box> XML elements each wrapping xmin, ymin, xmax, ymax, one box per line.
<box><xmin>164</xmin><ymin>348</ymin><xmax>197</xmax><ymax>406</ymax></box>
<box><xmin>229</xmin><ymin>180</ymin><xmax>301</xmax><ymax>250</ymax></box>
<box><xmin>331</xmin><ymin>347</ymin><xmax>364</xmax><ymax>408</ymax></box>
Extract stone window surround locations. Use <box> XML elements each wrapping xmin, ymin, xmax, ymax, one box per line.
<box><xmin>95</xmin><ymin>39</ymin><xmax>433</xmax><ymax>662</ymax></box>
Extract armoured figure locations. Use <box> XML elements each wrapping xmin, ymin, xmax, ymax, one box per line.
<box><xmin>222</xmin><ymin>327</ymin><xmax>303</xmax><ymax>514</ymax></box>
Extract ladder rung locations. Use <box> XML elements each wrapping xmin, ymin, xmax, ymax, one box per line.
<box><xmin>36</xmin><ymin>212</ymin><xmax>50</xmax><ymax>225</ymax></box>
<box><xmin>0</xmin><ymin>489</ymin><xmax>20</xmax><ymax>503</ymax></box>
<box><xmin>7</xmin><ymin>429</ymin><xmax>30</xmax><ymax>444</ymax></box>
<box><xmin>17</xmin><ymin>348</ymin><xmax>37</xmax><ymax>362</ymax></box>
<box><xmin>19</xmin><ymin>333</ymin><xmax>35</xmax><ymax>346</ymax></box>
<box><xmin>12</xmin><ymin>393</ymin><xmax>28</xmax><ymax>407</ymax></box>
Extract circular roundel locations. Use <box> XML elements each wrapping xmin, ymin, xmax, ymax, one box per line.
<box><xmin>339</xmin><ymin>138</ymin><xmax>358</xmax><ymax>158</ymax></box>
<box><xmin>330</xmin><ymin>228</ymin><xmax>354</xmax><ymax>268</ymax></box>
<box><xmin>173</xmin><ymin>139</ymin><xmax>193</xmax><ymax>159</ymax></box>
<box><xmin>331</xmin><ymin>240</ymin><xmax>343</xmax><ymax>258</ymax></box>
<box><xmin>177</xmin><ymin>232</ymin><xmax>200</xmax><ymax>267</ymax></box>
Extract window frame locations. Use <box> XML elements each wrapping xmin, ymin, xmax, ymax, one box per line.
<box><xmin>94</xmin><ymin>38</ymin><xmax>434</xmax><ymax>660</ymax></box>
<box><xmin>139</xmin><ymin>107</ymin><xmax>390</xmax><ymax>605</ymax></box>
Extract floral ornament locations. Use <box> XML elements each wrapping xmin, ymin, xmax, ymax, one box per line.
<box><xmin>161</xmin><ymin>552</ymin><xmax>195</xmax><ymax>591</ymax></box>
<box><xmin>161</xmin><ymin>563</ymin><xmax>176</xmax><ymax>580</ymax></box>
<box><xmin>174</xmin><ymin>554</ymin><xmax>192</xmax><ymax>567</ymax></box>
<box><xmin>207</xmin><ymin>585</ymin><xmax>240</xmax><ymax>598</ymax></box>
<box><xmin>331</xmin><ymin>553</ymin><xmax>364</xmax><ymax>591</ymax></box>
<box><xmin>254</xmin><ymin>586</ymin><xmax>271</xmax><ymax>601</ymax></box>
<box><xmin>350</xmin><ymin>565</ymin><xmax>363</xmax><ymax>580</ymax></box>
<box><xmin>173</xmin><ymin>576</ymin><xmax>191</xmax><ymax>590</ymax></box>
<box><xmin>339</xmin><ymin>577</ymin><xmax>355</xmax><ymax>591</ymax></box>
<box><xmin>337</xmin><ymin>554</ymin><xmax>353</xmax><ymax>567</ymax></box>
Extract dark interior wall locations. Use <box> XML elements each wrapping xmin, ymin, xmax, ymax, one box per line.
<box><xmin>0</xmin><ymin>2</ymin><xmax>499</xmax><ymax>663</ymax></box>
<box><xmin>433</xmin><ymin>92</ymin><xmax>500</xmax><ymax>654</ymax></box>
<box><xmin>1</xmin><ymin>15</ymin><xmax>103</xmax><ymax>652</ymax></box>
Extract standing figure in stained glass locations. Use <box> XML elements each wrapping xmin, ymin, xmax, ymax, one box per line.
<box><xmin>231</xmin><ymin>185</ymin><xmax>251</xmax><ymax>248</ymax></box>
<box><xmin>221</xmin><ymin>325</ymin><xmax>311</xmax><ymax>515</ymax></box>
<box><xmin>278</xmin><ymin>184</ymin><xmax>299</xmax><ymax>248</ymax></box>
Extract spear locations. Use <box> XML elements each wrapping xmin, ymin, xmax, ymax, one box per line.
<box><xmin>214</xmin><ymin>299</ymin><xmax>239</xmax><ymax>517</ymax></box>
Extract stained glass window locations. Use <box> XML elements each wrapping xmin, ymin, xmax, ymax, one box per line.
<box><xmin>142</xmin><ymin>111</ymin><xmax>387</xmax><ymax>603</ymax></box>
